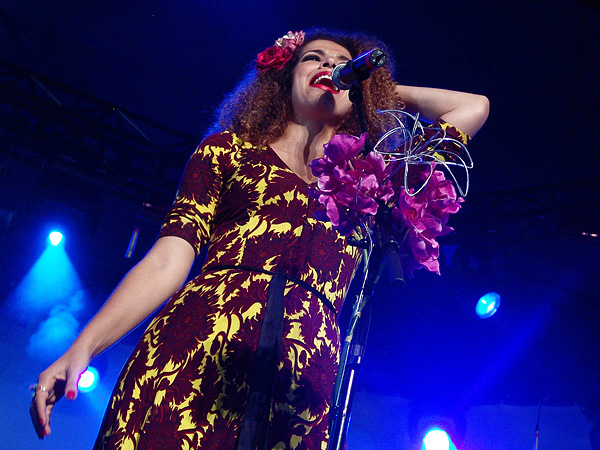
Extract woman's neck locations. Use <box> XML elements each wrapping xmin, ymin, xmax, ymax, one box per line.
<box><xmin>271</xmin><ymin>121</ymin><xmax>335</xmax><ymax>163</ymax></box>
<box><xmin>269</xmin><ymin>121</ymin><xmax>337</xmax><ymax>183</ymax></box>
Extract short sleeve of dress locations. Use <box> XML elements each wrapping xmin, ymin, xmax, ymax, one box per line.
<box><xmin>387</xmin><ymin>118</ymin><xmax>472</xmax><ymax>196</ymax></box>
<box><xmin>422</xmin><ymin>119</ymin><xmax>472</xmax><ymax>165</ymax></box>
<box><xmin>434</xmin><ymin>118</ymin><xmax>471</xmax><ymax>146</ymax></box>
<box><xmin>157</xmin><ymin>132</ymin><xmax>232</xmax><ymax>255</ymax></box>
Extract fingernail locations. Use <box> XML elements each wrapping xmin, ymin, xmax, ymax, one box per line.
<box><xmin>66</xmin><ymin>391</ymin><xmax>76</xmax><ymax>400</ymax></box>
<box><xmin>39</xmin><ymin>418</ymin><xmax>44</xmax><ymax>426</ymax></box>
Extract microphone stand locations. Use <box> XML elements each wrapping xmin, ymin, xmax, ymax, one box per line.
<box><xmin>348</xmin><ymin>84</ymin><xmax>372</xmax><ymax>154</ymax></box>
<box><xmin>327</xmin><ymin>82</ymin><xmax>405</xmax><ymax>450</ymax></box>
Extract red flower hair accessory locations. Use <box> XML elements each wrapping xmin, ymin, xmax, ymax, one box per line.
<box><xmin>255</xmin><ymin>30</ymin><xmax>305</xmax><ymax>72</ymax></box>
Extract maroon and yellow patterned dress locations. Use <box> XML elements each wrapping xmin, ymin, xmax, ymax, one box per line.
<box><xmin>93</xmin><ymin>131</ymin><xmax>363</xmax><ymax>450</ymax></box>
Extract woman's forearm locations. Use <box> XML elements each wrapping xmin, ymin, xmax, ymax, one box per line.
<box><xmin>68</xmin><ymin>236</ymin><xmax>196</xmax><ymax>359</ymax></box>
<box><xmin>31</xmin><ymin>236</ymin><xmax>196</xmax><ymax>437</ymax></box>
<box><xmin>395</xmin><ymin>84</ymin><xmax>490</xmax><ymax>136</ymax></box>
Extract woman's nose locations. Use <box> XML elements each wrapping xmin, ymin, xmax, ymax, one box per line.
<box><xmin>321</xmin><ymin>58</ymin><xmax>337</xmax><ymax>69</ymax></box>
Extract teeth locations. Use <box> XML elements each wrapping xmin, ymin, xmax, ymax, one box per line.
<box><xmin>311</xmin><ymin>74</ymin><xmax>339</xmax><ymax>91</ymax></box>
<box><xmin>314</xmin><ymin>74</ymin><xmax>331</xmax><ymax>84</ymax></box>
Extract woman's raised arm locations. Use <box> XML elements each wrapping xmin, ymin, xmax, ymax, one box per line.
<box><xmin>30</xmin><ymin>235</ymin><xmax>196</xmax><ymax>438</ymax></box>
<box><xmin>395</xmin><ymin>84</ymin><xmax>490</xmax><ymax>137</ymax></box>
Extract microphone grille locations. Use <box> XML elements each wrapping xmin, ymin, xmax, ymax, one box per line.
<box><xmin>331</xmin><ymin>64</ymin><xmax>352</xmax><ymax>90</ymax></box>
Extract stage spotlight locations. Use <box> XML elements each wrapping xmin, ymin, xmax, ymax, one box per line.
<box><xmin>78</xmin><ymin>366</ymin><xmax>100</xmax><ymax>393</ymax></box>
<box><xmin>48</xmin><ymin>231</ymin><xmax>64</xmax><ymax>246</ymax></box>
<box><xmin>476</xmin><ymin>291</ymin><xmax>501</xmax><ymax>318</ymax></box>
<box><xmin>423</xmin><ymin>429</ymin><xmax>450</xmax><ymax>450</ymax></box>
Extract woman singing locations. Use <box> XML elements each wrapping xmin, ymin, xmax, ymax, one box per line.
<box><xmin>31</xmin><ymin>28</ymin><xmax>489</xmax><ymax>449</ymax></box>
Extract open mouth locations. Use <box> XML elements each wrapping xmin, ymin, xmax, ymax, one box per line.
<box><xmin>310</xmin><ymin>71</ymin><xmax>340</xmax><ymax>94</ymax></box>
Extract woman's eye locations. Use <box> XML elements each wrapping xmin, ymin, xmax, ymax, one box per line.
<box><xmin>302</xmin><ymin>55</ymin><xmax>320</xmax><ymax>62</ymax></box>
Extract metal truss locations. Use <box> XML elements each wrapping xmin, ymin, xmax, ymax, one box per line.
<box><xmin>448</xmin><ymin>178</ymin><xmax>600</xmax><ymax>247</ymax></box>
<box><xmin>0</xmin><ymin>58</ymin><xmax>200</xmax><ymax>212</ymax></box>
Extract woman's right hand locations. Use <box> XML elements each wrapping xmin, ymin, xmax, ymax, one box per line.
<box><xmin>30</xmin><ymin>350</ymin><xmax>90</xmax><ymax>438</ymax></box>
<box><xmin>28</xmin><ymin>235</ymin><xmax>196</xmax><ymax>438</ymax></box>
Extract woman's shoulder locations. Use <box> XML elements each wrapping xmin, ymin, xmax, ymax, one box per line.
<box><xmin>188</xmin><ymin>132</ymin><xmax>266</xmax><ymax>174</ymax></box>
<box><xmin>194</xmin><ymin>131</ymin><xmax>264</xmax><ymax>162</ymax></box>
<box><xmin>198</xmin><ymin>131</ymin><xmax>262</xmax><ymax>154</ymax></box>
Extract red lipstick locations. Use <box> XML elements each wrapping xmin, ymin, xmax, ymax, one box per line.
<box><xmin>309</xmin><ymin>71</ymin><xmax>340</xmax><ymax>94</ymax></box>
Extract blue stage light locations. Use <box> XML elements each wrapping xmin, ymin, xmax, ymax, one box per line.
<box><xmin>476</xmin><ymin>292</ymin><xmax>501</xmax><ymax>318</ymax></box>
<box><xmin>423</xmin><ymin>429</ymin><xmax>450</xmax><ymax>450</ymax></box>
<box><xmin>9</xmin><ymin>242</ymin><xmax>84</xmax><ymax>330</ymax></box>
<box><xmin>49</xmin><ymin>231</ymin><xmax>63</xmax><ymax>246</ymax></box>
<box><xmin>78</xmin><ymin>366</ymin><xmax>100</xmax><ymax>392</ymax></box>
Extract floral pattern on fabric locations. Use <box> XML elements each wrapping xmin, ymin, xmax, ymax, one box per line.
<box><xmin>93</xmin><ymin>132</ymin><xmax>362</xmax><ymax>450</ymax></box>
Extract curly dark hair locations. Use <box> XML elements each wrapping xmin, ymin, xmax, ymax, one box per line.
<box><xmin>209</xmin><ymin>28</ymin><xmax>403</xmax><ymax>146</ymax></box>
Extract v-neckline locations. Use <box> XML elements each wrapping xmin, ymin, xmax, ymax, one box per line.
<box><xmin>267</xmin><ymin>145</ymin><xmax>318</xmax><ymax>187</ymax></box>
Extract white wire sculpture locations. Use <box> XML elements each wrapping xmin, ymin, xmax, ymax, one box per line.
<box><xmin>373</xmin><ymin>109</ymin><xmax>473</xmax><ymax>197</ymax></box>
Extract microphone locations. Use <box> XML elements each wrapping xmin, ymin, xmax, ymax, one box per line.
<box><xmin>331</xmin><ymin>48</ymin><xmax>387</xmax><ymax>90</ymax></box>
